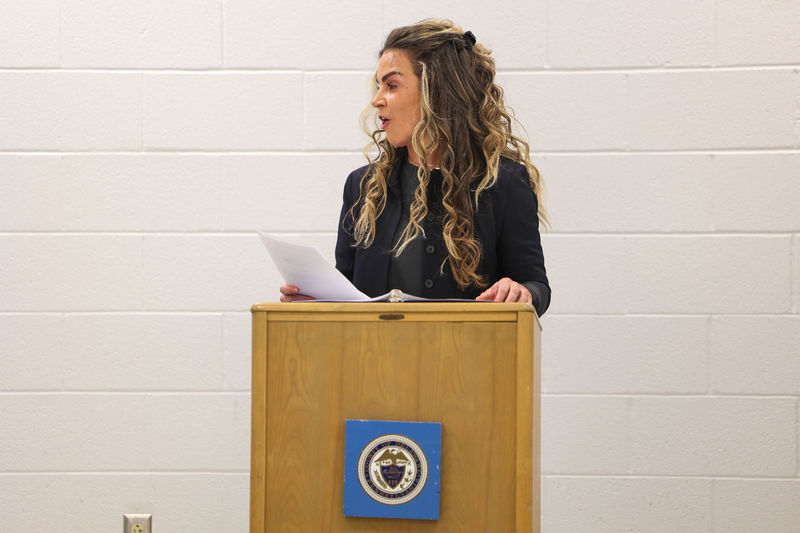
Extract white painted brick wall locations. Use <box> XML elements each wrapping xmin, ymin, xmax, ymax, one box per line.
<box><xmin>543</xmin><ymin>477</ymin><xmax>713</xmax><ymax>532</ymax></box>
<box><xmin>537</xmin><ymin>154</ymin><xmax>716</xmax><ymax>232</ymax></box>
<box><xmin>541</xmin><ymin>396</ymin><xmax>630</xmax><ymax>474</ymax></box>
<box><xmin>499</xmin><ymin>72</ymin><xmax>630</xmax><ymax>151</ymax></box>
<box><xmin>61</xmin><ymin>0</ymin><xmax>222</xmax><ymax>68</ymax></box>
<box><xmin>795</xmin><ymin>236</ymin><xmax>800</xmax><ymax>312</ymax></box>
<box><xmin>710</xmin><ymin>316</ymin><xmax>800</xmax><ymax>394</ymax></box>
<box><xmin>0</xmin><ymin>0</ymin><xmax>60</xmax><ymax>67</ymax></box>
<box><xmin>715</xmin><ymin>0</ymin><xmax>800</xmax><ymax>66</ymax></box>
<box><xmin>0</xmin><ymin>72</ymin><xmax>142</xmax><ymax>150</ymax></box>
<box><xmin>547</xmin><ymin>0</ymin><xmax>714</xmax><ymax>68</ymax></box>
<box><xmin>543</xmin><ymin>316</ymin><xmax>709</xmax><ymax>394</ymax></box>
<box><xmin>222</xmin><ymin>153</ymin><xmax>361</xmax><ymax>231</ymax></box>
<box><xmin>143</xmin><ymin>73</ymin><xmax>303</xmax><ymax>150</ymax></box>
<box><xmin>0</xmin><ymin>474</ymin><xmax>249</xmax><ymax>532</ymax></box>
<box><xmin>629</xmin><ymin>398</ymin><xmax>797</xmax><ymax>476</ymax></box>
<box><xmin>223</xmin><ymin>0</ymin><xmax>385</xmax><ymax>69</ymax></box>
<box><xmin>62</xmin><ymin>155</ymin><xmax>224</xmax><ymax>231</ymax></box>
<box><xmin>713</xmin><ymin>479</ymin><xmax>800</xmax><ymax>533</ymax></box>
<box><xmin>385</xmin><ymin>1</ymin><xmax>548</xmax><ymax>69</ymax></box>
<box><xmin>0</xmin><ymin>156</ymin><xmax>62</xmax><ymax>230</ymax></box>
<box><xmin>2</xmin><ymin>1</ymin><xmax>799</xmax><ymax>531</ymax></box>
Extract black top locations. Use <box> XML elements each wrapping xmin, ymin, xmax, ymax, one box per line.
<box><xmin>335</xmin><ymin>153</ymin><xmax>551</xmax><ymax>315</ymax></box>
<box><xmin>387</xmin><ymin>159</ymin><xmax>425</xmax><ymax>296</ymax></box>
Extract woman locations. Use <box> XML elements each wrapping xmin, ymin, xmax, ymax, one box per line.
<box><xmin>281</xmin><ymin>19</ymin><xmax>550</xmax><ymax>315</ymax></box>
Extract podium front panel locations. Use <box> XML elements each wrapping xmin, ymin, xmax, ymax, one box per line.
<box><xmin>250</xmin><ymin>302</ymin><xmax>540</xmax><ymax>532</ymax></box>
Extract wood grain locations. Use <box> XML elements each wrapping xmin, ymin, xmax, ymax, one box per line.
<box><xmin>250</xmin><ymin>303</ymin><xmax>540</xmax><ymax>532</ymax></box>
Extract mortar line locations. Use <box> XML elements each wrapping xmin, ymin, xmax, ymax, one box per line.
<box><xmin>540</xmin><ymin>474</ymin><xmax>800</xmax><ymax>481</ymax></box>
<box><xmin>3</xmin><ymin>148</ymin><xmax>800</xmax><ymax>155</ymax></box>
<box><xmin>2</xmin><ymin>64</ymin><xmax>800</xmax><ymax>74</ymax></box>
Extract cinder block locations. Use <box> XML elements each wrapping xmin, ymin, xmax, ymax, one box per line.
<box><xmin>142</xmin><ymin>234</ymin><xmax>273</xmax><ymax>310</ymax></box>
<box><xmin>541</xmin><ymin>396</ymin><xmax>629</xmax><ymax>474</ymax></box>
<box><xmin>0</xmin><ymin>0</ymin><xmax>59</xmax><ymax>67</ymax></box>
<box><xmin>1</xmin><ymin>236</ymin><xmax>68</xmax><ymax>310</ymax></box>
<box><xmin>498</xmin><ymin>72</ymin><xmax>629</xmax><ymax>151</ymax></box>
<box><xmin>712</xmin><ymin>154</ymin><xmax>800</xmax><ymax>231</ymax></box>
<box><xmin>545</xmin><ymin>235</ymin><xmax>791</xmax><ymax>314</ymax></box>
<box><xmin>0</xmin><ymin>474</ymin><xmax>248</xmax><ymax>533</ymax></box>
<box><xmin>1</xmin><ymin>235</ymin><xmax>141</xmax><ymax>311</ymax></box>
<box><xmin>711</xmin><ymin>316</ymin><xmax>800</xmax><ymax>394</ymax></box>
<box><xmin>713</xmin><ymin>479</ymin><xmax>800</xmax><ymax>533</ymax></box>
<box><xmin>0</xmin><ymin>394</ymin><xmax>250</xmax><ymax>471</ymax></box>
<box><xmin>143</xmin><ymin>73</ymin><xmax>303</xmax><ymax>150</ymax></box>
<box><xmin>628</xmin><ymin>70</ymin><xmax>797</xmax><ymax>150</ymax></box>
<box><xmin>0</xmin><ymin>314</ymin><xmax>63</xmax><ymax>391</ymax></box>
<box><xmin>547</xmin><ymin>0</ymin><xmax>713</xmax><ymax>68</ymax></box>
<box><xmin>62</xmin><ymin>155</ymin><xmax>223</xmax><ymax>231</ymax></box>
<box><xmin>222</xmin><ymin>153</ymin><xmax>363</xmax><ymax>232</ymax></box>
<box><xmin>630</xmin><ymin>397</ymin><xmax>797</xmax><ymax>476</ymax></box>
<box><xmin>537</xmin><ymin>154</ymin><xmax>715</xmax><ymax>233</ymax></box>
<box><xmin>0</xmin><ymin>156</ymin><xmax>62</xmax><ymax>231</ymax></box>
<box><xmin>61</xmin><ymin>0</ymin><xmax>221</xmax><ymax>68</ymax></box>
<box><xmin>222</xmin><ymin>313</ymin><xmax>251</xmax><ymax>391</ymax></box>
<box><xmin>60</xmin><ymin>73</ymin><xmax>142</xmax><ymax>150</ymax></box>
<box><xmin>795</xmin><ymin>236</ymin><xmax>800</xmax><ymax>313</ymax></box>
<box><xmin>540</xmin><ymin>235</ymin><xmax>630</xmax><ymax>314</ymax></box>
<box><xmin>542</xmin><ymin>476</ymin><xmax>712</xmax><ymax>533</ymax></box>
<box><xmin>624</xmin><ymin>235</ymin><xmax>792</xmax><ymax>313</ymax></box>
<box><xmin>62</xmin><ymin>314</ymin><xmax>225</xmax><ymax>391</ymax></box>
<box><xmin>543</xmin><ymin>316</ymin><xmax>708</xmax><ymax>394</ymax></box>
<box><xmin>2</xmin><ymin>314</ymin><xmax>226</xmax><ymax>391</ymax></box>
<box><xmin>303</xmin><ymin>73</ymin><xmax>374</xmax><ymax>150</ymax></box>
<box><xmin>61</xmin><ymin>236</ymin><xmax>144</xmax><ymax>310</ymax></box>
<box><xmin>0</xmin><ymin>72</ymin><xmax>141</xmax><ymax>150</ymax></box>
<box><xmin>223</xmin><ymin>0</ymin><xmax>384</xmax><ymax>69</ymax></box>
<box><xmin>0</xmin><ymin>73</ymin><xmax>58</xmax><ymax>150</ymax></box>
<box><xmin>384</xmin><ymin>1</ymin><xmax>547</xmax><ymax>69</ymax></box>
<box><xmin>716</xmin><ymin>0</ymin><xmax>800</xmax><ymax>65</ymax></box>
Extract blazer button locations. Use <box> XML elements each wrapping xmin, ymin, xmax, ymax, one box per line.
<box><xmin>424</xmin><ymin>279</ymin><xmax>434</xmax><ymax>289</ymax></box>
<box><xmin>426</xmin><ymin>213</ymin><xmax>435</xmax><ymax>222</ymax></box>
<box><xmin>425</xmin><ymin>244</ymin><xmax>435</xmax><ymax>254</ymax></box>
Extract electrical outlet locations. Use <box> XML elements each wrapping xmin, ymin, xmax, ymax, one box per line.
<box><xmin>123</xmin><ymin>514</ymin><xmax>152</xmax><ymax>533</ymax></box>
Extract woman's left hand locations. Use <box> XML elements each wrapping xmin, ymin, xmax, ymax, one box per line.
<box><xmin>476</xmin><ymin>277</ymin><xmax>532</xmax><ymax>303</ymax></box>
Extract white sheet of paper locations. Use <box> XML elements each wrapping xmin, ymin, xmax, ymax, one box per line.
<box><xmin>258</xmin><ymin>231</ymin><xmax>369</xmax><ymax>301</ymax></box>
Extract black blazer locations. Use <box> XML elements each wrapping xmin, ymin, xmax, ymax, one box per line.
<box><xmin>335</xmin><ymin>156</ymin><xmax>551</xmax><ymax>314</ymax></box>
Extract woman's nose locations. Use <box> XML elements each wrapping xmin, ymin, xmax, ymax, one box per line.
<box><xmin>371</xmin><ymin>91</ymin><xmax>383</xmax><ymax>108</ymax></box>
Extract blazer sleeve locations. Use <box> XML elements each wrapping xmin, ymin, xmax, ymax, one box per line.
<box><xmin>496</xmin><ymin>164</ymin><xmax>551</xmax><ymax>315</ymax></box>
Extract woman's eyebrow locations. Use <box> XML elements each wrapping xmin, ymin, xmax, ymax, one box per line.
<box><xmin>379</xmin><ymin>71</ymin><xmax>402</xmax><ymax>83</ymax></box>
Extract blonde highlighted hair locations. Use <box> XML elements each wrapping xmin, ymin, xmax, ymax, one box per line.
<box><xmin>353</xmin><ymin>19</ymin><xmax>548</xmax><ymax>290</ymax></box>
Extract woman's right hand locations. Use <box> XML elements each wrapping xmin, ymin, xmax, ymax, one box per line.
<box><xmin>279</xmin><ymin>284</ymin><xmax>315</xmax><ymax>302</ymax></box>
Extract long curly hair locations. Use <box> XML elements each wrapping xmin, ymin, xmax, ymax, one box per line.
<box><xmin>352</xmin><ymin>19</ymin><xmax>548</xmax><ymax>290</ymax></box>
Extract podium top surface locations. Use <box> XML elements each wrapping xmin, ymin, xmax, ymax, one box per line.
<box><xmin>251</xmin><ymin>301</ymin><xmax>540</xmax><ymax>328</ymax></box>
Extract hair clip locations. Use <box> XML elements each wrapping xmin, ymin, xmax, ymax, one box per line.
<box><xmin>462</xmin><ymin>31</ymin><xmax>476</xmax><ymax>49</ymax></box>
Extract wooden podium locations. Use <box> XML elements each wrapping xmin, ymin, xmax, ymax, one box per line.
<box><xmin>250</xmin><ymin>302</ymin><xmax>541</xmax><ymax>532</ymax></box>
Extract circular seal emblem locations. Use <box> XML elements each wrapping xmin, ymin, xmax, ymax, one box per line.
<box><xmin>357</xmin><ymin>434</ymin><xmax>428</xmax><ymax>505</ymax></box>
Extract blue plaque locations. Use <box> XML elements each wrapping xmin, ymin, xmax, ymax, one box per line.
<box><xmin>344</xmin><ymin>420</ymin><xmax>441</xmax><ymax>520</ymax></box>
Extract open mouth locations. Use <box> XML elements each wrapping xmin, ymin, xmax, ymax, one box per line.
<box><xmin>378</xmin><ymin>115</ymin><xmax>390</xmax><ymax>129</ymax></box>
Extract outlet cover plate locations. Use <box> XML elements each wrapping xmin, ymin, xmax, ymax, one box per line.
<box><xmin>124</xmin><ymin>514</ymin><xmax>152</xmax><ymax>533</ymax></box>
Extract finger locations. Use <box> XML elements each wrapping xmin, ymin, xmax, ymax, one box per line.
<box><xmin>279</xmin><ymin>284</ymin><xmax>299</xmax><ymax>295</ymax></box>
<box><xmin>521</xmin><ymin>286</ymin><xmax>532</xmax><ymax>304</ymax></box>
<box><xmin>494</xmin><ymin>280</ymin><xmax>511</xmax><ymax>302</ymax></box>
<box><xmin>476</xmin><ymin>286</ymin><xmax>496</xmax><ymax>301</ymax></box>
<box><xmin>505</xmin><ymin>283</ymin><xmax>521</xmax><ymax>303</ymax></box>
